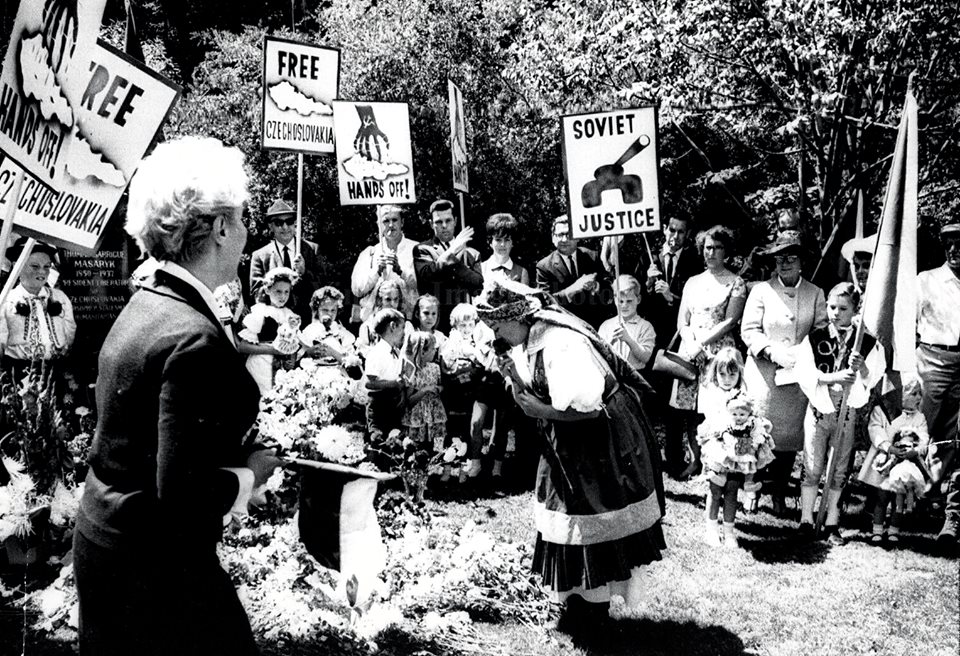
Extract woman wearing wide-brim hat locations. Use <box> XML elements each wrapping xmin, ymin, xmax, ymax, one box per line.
<box><xmin>740</xmin><ymin>230</ymin><xmax>827</xmax><ymax>516</ymax></box>
<box><xmin>0</xmin><ymin>237</ymin><xmax>76</xmax><ymax>379</ymax></box>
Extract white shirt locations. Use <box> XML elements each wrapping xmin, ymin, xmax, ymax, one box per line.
<box><xmin>350</xmin><ymin>237</ymin><xmax>419</xmax><ymax>322</ymax></box>
<box><xmin>598</xmin><ymin>314</ymin><xmax>656</xmax><ymax>369</ymax></box>
<box><xmin>917</xmin><ymin>264</ymin><xmax>960</xmax><ymax>345</ymax></box>
<box><xmin>364</xmin><ymin>338</ymin><xmax>402</xmax><ymax>381</ymax></box>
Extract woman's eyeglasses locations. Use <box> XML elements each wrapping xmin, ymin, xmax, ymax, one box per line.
<box><xmin>271</xmin><ymin>217</ymin><xmax>296</xmax><ymax>227</ymax></box>
<box><xmin>774</xmin><ymin>254</ymin><xmax>800</xmax><ymax>264</ymax></box>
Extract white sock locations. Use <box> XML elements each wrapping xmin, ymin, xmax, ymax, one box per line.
<box><xmin>800</xmin><ymin>485</ymin><xmax>819</xmax><ymax>524</ymax></box>
<box><xmin>491</xmin><ymin>460</ymin><xmax>503</xmax><ymax>477</ymax></box>
<box><xmin>825</xmin><ymin>488</ymin><xmax>843</xmax><ymax>527</ymax></box>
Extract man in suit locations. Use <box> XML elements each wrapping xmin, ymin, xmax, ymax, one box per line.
<box><xmin>249</xmin><ymin>199</ymin><xmax>323</xmax><ymax>325</ymax></box>
<box><xmin>535</xmin><ymin>214</ymin><xmax>612</xmax><ymax>328</ymax></box>
<box><xmin>413</xmin><ymin>198</ymin><xmax>484</xmax><ymax>331</ymax></box>
<box><xmin>641</xmin><ymin>216</ymin><xmax>704</xmax><ymax>349</ymax></box>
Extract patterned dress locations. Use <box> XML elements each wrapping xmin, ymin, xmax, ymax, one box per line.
<box><xmin>673</xmin><ymin>272</ymin><xmax>746</xmax><ymax>412</ymax></box>
<box><xmin>402</xmin><ymin>362</ymin><xmax>447</xmax><ymax>450</ymax></box>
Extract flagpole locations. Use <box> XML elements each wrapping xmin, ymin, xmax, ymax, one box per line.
<box><xmin>296</xmin><ymin>153</ymin><xmax>304</xmax><ymax>254</ymax></box>
<box><xmin>815</xmin><ymin>74</ymin><xmax>918</xmax><ymax>534</ymax></box>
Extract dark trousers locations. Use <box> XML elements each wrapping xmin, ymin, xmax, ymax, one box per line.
<box><xmin>366</xmin><ymin>388</ymin><xmax>404</xmax><ymax>443</ymax></box>
<box><xmin>763</xmin><ymin>450</ymin><xmax>798</xmax><ymax>499</ymax></box>
<box><xmin>73</xmin><ymin>530</ymin><xmax>257</xmax><ymax>656</ymax></box>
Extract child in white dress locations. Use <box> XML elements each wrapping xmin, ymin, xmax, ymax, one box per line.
<box><xmin>238</xmin><ymin>267</ymin><xmax>301</xmax><ymax>394</ymax></box>
<box><xmin>401</xmin><ymin>331</ymin><xmax>446</xmax><ymax>452</ymax></box>
<box><xmin>858</xmin><ymin>378</ymin><xmax>931</xmax><ymax>544</ymax></box>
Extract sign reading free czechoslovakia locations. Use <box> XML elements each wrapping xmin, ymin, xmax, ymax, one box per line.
<box><xmin>562</xmin><ymin>106</ymin><xmax>661</xmax><ymax>239</ymax></box>
<box><xmin>0</xmin><ymin>39</ymin><xmax>181</xmax><ymax>252</ymax></box>
<box><xmin>261</xmin><ymin>36</ymin><xmax>339</xmax><ymax>154</ymax></box>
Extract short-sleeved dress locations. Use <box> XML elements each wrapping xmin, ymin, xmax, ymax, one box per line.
<box><xmin>402</xmin><ymin>362</ymin><xmax>447</xmax><ymax>450</ymax></box>
<box><xmin>514</xmin><ymin>310</ymin><xmax>665</xmax><ymax>603</ymax></box>
<box><xmin>238</xmin><ymin>303</ymin><xmax>300</xmax><ymax>394</ymax></box>
<box><xmin>673</xmin><ymin>272</ymin><xmax>747</xmax><ymax>412</ymax></box>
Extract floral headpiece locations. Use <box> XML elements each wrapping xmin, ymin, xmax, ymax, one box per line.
<box><xmin>474</xmin><ymin>278</ymin><xmax>543</xmax><ymax>322</ymax></box>
<box><xmin>262</xmin><ymin>266</ymin><xmax>299</xmax><ymax>289</ymax></box>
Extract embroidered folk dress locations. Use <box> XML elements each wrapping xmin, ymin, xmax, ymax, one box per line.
<box><xmin>0</xmin><ymin>283</ymin><xmax>76</xmax><ymax>362</ymax></box>
<box><xmin>513</xmin><ymin>315</ymin><xmax>665</xmax><ymax>602</ymax></box>
<box><xmin>238</xmin><ymin>303</ymin><xmax>300</xmax><ymax>394</ymax></box>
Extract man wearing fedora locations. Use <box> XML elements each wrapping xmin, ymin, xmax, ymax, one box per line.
<box><xmin>917</xmin><ymin>222</ymin><xmax>960</xmax><ymax>548</ymax></box>
<box><xmin>249</xmin><ymin>199</ymin><xmax>323</xmax><ymax>325</ymax></box>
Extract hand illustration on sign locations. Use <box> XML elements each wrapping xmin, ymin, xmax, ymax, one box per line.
<box><xmin>42</xmin><ymin>0</ymin><xmax>78</xmax><ymax>76</ymax></box>
<box><xmin>340</xmin><ymin>104</ymin><xmax>409</xmax><ymax>182</ymax></box>
<box><xmin>353</xmin><ymin>105</ymin><xmax>390</xmax><ymax>162</ymax></box>
<box><xmin>581</xmin><ymin>134</ymin><xmax>650</xmax><ymax>208</ymax></box>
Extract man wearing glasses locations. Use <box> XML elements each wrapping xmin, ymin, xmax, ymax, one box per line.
<box><xmin>249</xmin><ymin>199</ymin><xmax>323</xmax><ymax>324</ymax></box>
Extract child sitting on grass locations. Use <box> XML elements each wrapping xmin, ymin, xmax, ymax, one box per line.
<box><xmin>858</xmin><ymin>378</ymin><xmax>930</xmax><ymax>544</ymax></box>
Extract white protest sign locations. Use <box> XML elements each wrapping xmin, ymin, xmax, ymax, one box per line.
<box><xmin>0</xmin><ymin>40</ymin><xmax>181</xmax><ymax>252</ymax></box>
<box><xmin>562</xmin><ymin>107</ymin><xmax>661</xmax><ymax>239</ymax></box>
<box><xmin>261</xmin><ymin>36</ymin><xmax>339</xmax><ymax>154</ymax></box>
<box><xmin>0</xmin><ymin>0</ymin><xmax>107</xmax><ymax>188</ymax></box>
<box><xmin>448</xmin><ymin>80</ymin><xmax>468</xmax><ymax>193</ymax></box>
<box><xmin>333</xmin><ymin>101</ymin><xmax>415</xmax><ymax>205</ymax></box>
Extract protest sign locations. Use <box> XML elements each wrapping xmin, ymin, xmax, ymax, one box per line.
<box><xmin>448</xmin><ymin>80</ymin><xmax>468</xmax><ymax>193</ymax></box>
<box><xmin>561</xmin><ymin>107</ymin><xmax>661</xmax><ymax>239</ymax></box>
<box><xmin>261</xmin><ymin>36</ymin><xmax>339</xmax><ymax>154</ymax></box>
<box><xmin>333</xmin><ymin>101</ymin><xmax>415</xmax><ymax>206</ymax></box>
<box><xmin>0</xmin><ymin>0</ymin><xmax>107</xmax><ymax>188</ymax></box>
<box><xmin>0</xmin><ymin>39</ymin><xmax>180</xmax><ymax>252</ymax></box>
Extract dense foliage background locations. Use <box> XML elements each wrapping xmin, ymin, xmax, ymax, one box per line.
<box><xmin>4</xmin><ymin>0</ymin><xmax>959</xmax><ymax>288</ymax></box>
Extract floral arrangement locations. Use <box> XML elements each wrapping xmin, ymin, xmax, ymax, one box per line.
<box><xmin>257</xmin><ymin>359</ymin><xmax>367</xmax><ymax>457</ymax></box>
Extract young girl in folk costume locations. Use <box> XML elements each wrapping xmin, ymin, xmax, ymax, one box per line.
<box><xmin>300</xmin><ymin>286</ymin><xmax>358</xmax><ymax>367</ymax></box>
<box><xmin>794</xmin><ymin>282</ymin><xmax>885</xmax><ymax>544</ymax></box>
<box><xmin>858</xmin><ymin>378</ymin><xmax>931</xmax><ymax>544</ymax></box>
<box><xmin>356</xmin><ymin>279</ymin><xmax>413</xmax><ymax>357</ymax></box>
<box><xmin>238</xmin><ymin>267</ymin><xmax>302</xmax><ymax>394</ymax></box>
<box><xmin>401</xmin><ymin>331</ymin><xmax>446</xmax><ymax>452</ymax></box>
<box><xmin>698</xmin><ymin>355</ymin><xmax>775</xmax><ymax>548</ymax></box>
<box><xmin>411</xmin><ymin>294</ymin><xmax>446</xmax><ymax>352</ymax></box>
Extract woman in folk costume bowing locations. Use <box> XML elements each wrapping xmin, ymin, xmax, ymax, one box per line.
<box><xmin>475</xmin><ymin>278</ymin><xmax>665</xmax><ymax>627</ymax></box>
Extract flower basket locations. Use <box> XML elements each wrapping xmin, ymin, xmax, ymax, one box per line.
<box><xmin>3</xmin><ymin>505</ymin><xmax>50</xmax><ymax>566</ymax></box>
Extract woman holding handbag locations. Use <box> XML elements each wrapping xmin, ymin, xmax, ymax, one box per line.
<box><xmin>672</xmin><ymin>225</ymin><xmax>748</xmax><ymax>479</ymax></box>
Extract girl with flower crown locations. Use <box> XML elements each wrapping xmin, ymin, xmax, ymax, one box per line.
<box><xmin>475</xmin><ymin>277</ymin><xmax>665</xmax><ymax>626</ymax></box>
<box><xmin>0</xmin><ymin>240</ymin><xmax>75</xmax><ymax>378</ymax></box>
<box><xmin>238</xmin><ymin>266</ymin><xmax>302</xmax><ymax>394</ymax></box>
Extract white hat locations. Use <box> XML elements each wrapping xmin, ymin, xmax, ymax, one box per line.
<box><xmin>840</xmin><ymin>233</ymin><xmax>877</xmax><ymax>264</ymax></box>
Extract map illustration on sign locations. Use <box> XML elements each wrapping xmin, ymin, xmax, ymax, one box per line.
<box><xmin>267</xmin><ymin>80</ymin><xmax>332</xmax><ymax>117</ymax></box>
<box><xmin>333</xmin><ymin>100</ymin><xmax>415</xmax><ymax>206</ymax></box>
<box><xmin>260</xmin><ymin>36</ymin><xmax>339</xmax><ymax>154</ymax></box>
<box><xmin>562</xmin><ymin>107</ymin><xmax>661</xmax><ymax>239</ymax></box>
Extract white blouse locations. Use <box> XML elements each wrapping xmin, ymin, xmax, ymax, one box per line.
<box><xmin>517</xmin><ymin>324</ymin><xmax>609</xmax><ymax>413</ymax></box>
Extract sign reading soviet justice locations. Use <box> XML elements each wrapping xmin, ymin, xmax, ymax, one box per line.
<box><xmin>261</xmin><ymin>36</ymin><xmax>339</xmax><ymax>154</ymax></box>
<box><xmin>561</xmin><ymin>107</ymin><xmax>661</xmax><ymax>239</ymax></box>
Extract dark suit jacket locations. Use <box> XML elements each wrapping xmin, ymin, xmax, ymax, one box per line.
<box><xmin>77</xmin><ymin>269</ymin><xmax>261</xmax><ymax>552</ymax></box>
<box><xmin>413</xmin><ymin>237</ymin><xmax>484</xmax><ymax>329</ymax></box>
<box><xmin>535</xmin><ymin>247</ymin><xmax>613</xmax><ymax>329</ymax></box>
<box><xmin>636</xmin><ymin>245</ymin><xmax>704</xmax><ymax>348</ymax></box>
<box><xmin>249</xmin><ymin>238</ymin><xmax>323</xmax><ymax>325</ymax></box>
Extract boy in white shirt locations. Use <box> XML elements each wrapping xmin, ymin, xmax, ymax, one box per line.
<box><xmin>598</xmin><ymin>275</ymin><xmax>656</xmax><ymax>370</ymax></box>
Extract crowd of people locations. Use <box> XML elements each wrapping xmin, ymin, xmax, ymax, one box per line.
<box><xmin>55</xmin><ymin>136</ymin><xmax>957</xmax><ymax>652</ymax></box>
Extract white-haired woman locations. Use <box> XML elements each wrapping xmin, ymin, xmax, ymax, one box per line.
<box><xmin>73</xmin><ymin>137</ymin><xmax>280</xmax><ymax>656</ymax></box>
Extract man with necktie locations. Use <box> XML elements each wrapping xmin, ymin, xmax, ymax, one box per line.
<box><xmin>249</xmin><ymin>199</ymin><xmax>323</xmax><ymax>325</ymax></box>
<box><xmin>413</xmin><ymin>198</ymin><xmax>484</xmax><ymax>331</ymax></box>
<box><xmin>535</xmin><ymin>214</ymin><xmax>612</xmax><ymax>329</ymax></box>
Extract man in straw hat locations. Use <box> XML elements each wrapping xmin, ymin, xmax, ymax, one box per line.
<box><xmin>249</xmin><ymin>199</ymin><xmax>323</xmax><ymax>324</ymax></box>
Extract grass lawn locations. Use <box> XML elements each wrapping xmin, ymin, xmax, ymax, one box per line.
<box><xmin>433</xmin><ymin>475</ymin><xmax>960</xmax><ymax>656</ymax></box>
<box><xmin>2</xmin><ymin>475</ymin><xmax>957</xmax><ymax>655</ymax></box>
